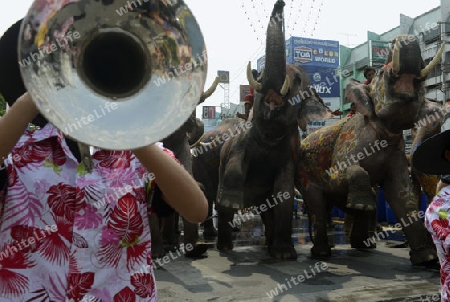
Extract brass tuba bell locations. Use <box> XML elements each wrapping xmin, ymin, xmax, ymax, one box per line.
<box><xmin>18</xmin><ymin>0</ymin><xmax>207</xmax><ymax>150</ymax></box>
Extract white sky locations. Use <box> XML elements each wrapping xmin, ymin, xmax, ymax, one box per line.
<box><xmin>1</xmin><ymin>0</ymin><xmax>441</xmax><ymax>118</ymax></box>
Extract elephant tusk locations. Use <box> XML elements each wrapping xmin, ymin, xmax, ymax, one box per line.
<box><xmin>421</xmin><ymin>42</ymin><xmax>445</xmax><ymax>78</ymax></box>
<box><xmin>199</xmin><ymin>76</ymin><xmax>220</xmax><ymax>104</ymax></box>
<box><xmin>247</xmin><ymin>62</ymin><xmax>262</xmax><ymax>92</ymax></box>
<box><xmin>279</xmin><ymin>75</ymin><xmax>290</xmax><ymax>96</ymax></box>
<box><xmin>392</xmin><ymin>38</ymin><xmax>401</xmax><ymax>75</ymax></box>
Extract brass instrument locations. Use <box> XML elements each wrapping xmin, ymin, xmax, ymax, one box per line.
<box><xmin>19</xmin><ymin>0</ymin><xmax>207</xmax><ymax>150</ymax></box>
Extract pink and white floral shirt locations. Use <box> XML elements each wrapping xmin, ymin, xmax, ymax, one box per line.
<box><xmin>0</xmin><ymin>123</ymin><xmax>158</xmax><ymax>301</ymax></box>
<box><xmin>425</xmin><ymin>185</ymin><xmax>450</xmax><ymax>302</ymax></box>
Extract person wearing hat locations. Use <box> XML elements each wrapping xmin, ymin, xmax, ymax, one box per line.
<box><xmin>0</xmin><ymin>19</ymin><xmax>207</xmax><ymax>300</ymax></box>
<box><xmin>413</xmin><ymin>117</ymin><xmax>450</xmax><ymax>301</ymax></box>
<box><xmin>236</xmin><ymin>93</ymin><xmax>254</xmax><ymax>121</ymax></box>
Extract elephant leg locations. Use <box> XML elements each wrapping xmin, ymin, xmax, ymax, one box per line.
<box><xmin>202</xmin><ymin>197</ymin><xmax>217</xmax><ymax>240</ymax></box>
<box><xmin>183</xmin><ymin>219</ymin><xmax>210</xmax><ymax>258</ymax></box>
<box><xmin>349</xmin><ymin>210</ymin><xmax>376</xmax><ymax>248</ymax></box>
<box><xmin>344</xmin><ymin>165</ymin><xmax>377</xmax><ymax>211</ymax></box>
<box><xmin>304</xmin><ymin>184</ymin><xmax>331</xmax><ymax>257</ymax></box>
<box><xmin>270</xmin><ymin>167</ymin><xmax>297</xmax><ymax>259</ymax></box>
<box><xmin>216</xmin><ymin>205</ymin><xmax>236</xmax><ymax>251</ymax></box>
<box><xmin>149</xmin><ymin>213</ymin><xmax>166</xmax><ymax>259</ymax></box>
<box><xmin>260</xmin><ymin>200</ymin><xmax>275</xmax><ymax>249</ymax></box>
<box><xmin>382</xmin><ymin>156</ymin><xmax>437</xmax><ymax>265</ymax></box>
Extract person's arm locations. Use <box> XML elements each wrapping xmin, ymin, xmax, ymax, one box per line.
<box><xmin>0</xmin><ymin>93</ymin><xmax>39</xmax><ymax>160</ymax></box>
<box><xmin>133</xmin><ymin>144</ymin><xmax>208</xmax><ymax>223</ymax></box>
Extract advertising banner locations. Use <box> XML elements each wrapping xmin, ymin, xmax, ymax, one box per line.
<box><xmin>288</xmin><ymin>37</ymin><xmax>339</xmax><ymax>69</ymax></box>
<box><xmin>303</xmin><ymin>66</ymin><xmax>340</xmax><ymax>98</ymax></box>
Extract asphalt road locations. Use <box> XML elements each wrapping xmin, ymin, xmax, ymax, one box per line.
<box><xmin>154</xmin><ymin>218</ymin><xmax>441</xmax><ymax>302</ymax></box>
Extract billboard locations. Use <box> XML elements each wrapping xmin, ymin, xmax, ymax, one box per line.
<box><xmin>369</xmin><ymin>40</ymin><xmax>390</xmax><ymax>65</ymax></box>
<box><xmin>303</xmin><ymin>66</ymin><xmax>340</xmax><ymax>98</ymax></box>
<box><xmin>217</xmin><ymin>70</ymin><xmax>230</xmax><ymax>83</ymax></box>
<box><xmin>202</xmin><ymin>106</ymin><xmax>216</xmax><ymax>119</ymax></box>
<box><xmin>287</xmin><ymin>37</ymin><xmax>339</xmax><ymax>69</ymax></box>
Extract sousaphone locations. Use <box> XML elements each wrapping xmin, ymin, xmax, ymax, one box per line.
<box><xmin>18</xmin><ymin>0</ymin><xmax>207</xmax><ymax>150</ymax></box>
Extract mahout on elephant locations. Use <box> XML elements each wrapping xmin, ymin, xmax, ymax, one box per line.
<box><xmin>297</xmin><ymin>34</ymin><xmax>445</xmax><ymax>265</ymax></box>
<box><xmin>193</xmin><ymin>0</ymin><xmax>335</xmax><ymax>259</ymax></box>
<box><xmin>149</xmin><ymin>77</ymin><xmax>219</xmax><ymax>259</ymax></box>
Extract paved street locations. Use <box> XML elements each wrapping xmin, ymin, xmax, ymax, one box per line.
<box><xmin>154</xmin><ymin>218</ymin><xmax>441</xmax><ymax>302</ymax></box>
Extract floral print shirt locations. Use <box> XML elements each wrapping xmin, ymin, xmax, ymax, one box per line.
<box><xmin>0</xmin><ymin>123</ymin><xmax>158</xmax><ymax>301</ymax></box>
<box><xmin>425</xmin><ymin>185</ymin><xmax>450</xmax><ymax>302</ymax></box>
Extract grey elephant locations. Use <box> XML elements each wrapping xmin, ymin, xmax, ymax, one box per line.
<box><xmin>149</xmin><ymin>77</ymin><xmax>219</xmax><ymax>259</ymax></box>
<box><xmin>192</xmin><ymin>0</ymin><xmax>335</xmax><ymax>259</ymax></box>
<box><xmin>296</xmin><ymin>34</ymin><xmax>444</xmax><ymax>265</ymax></box>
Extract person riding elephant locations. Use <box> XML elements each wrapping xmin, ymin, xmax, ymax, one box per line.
<box><xmin>296</xmin><ymin>34</ymin><xmax>445</xmax><ymax>265</ymax></box>
<box><xmin>149</xmin><ymin>77</ymin><xmax>219</xmax><ymax>259</ymax></box>
<box><xmin>193</xmin><ymin>0</ymin><xmax>335</xmax><ymax>259</ymax></box>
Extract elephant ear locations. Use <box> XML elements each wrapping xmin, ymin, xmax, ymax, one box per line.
<box><xmin>345</xmin><ymin>78</ymin><xmax>374</xmax><ymax>118</ymax></box>
<box><xmin>297</xmin><ymin>87</ymin><xmax>333</xmax><ymax>131</ymax></box>
<box><xmin>414</xmin><ymin>99</ymin><xmax>445</xmax><ymax>128</ymax></box>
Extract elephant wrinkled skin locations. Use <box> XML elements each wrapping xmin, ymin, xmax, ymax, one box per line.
<box><xmin>297</xmin><ymin>34</ymin><xmax>444</xmax><ymax>265</ymax></box>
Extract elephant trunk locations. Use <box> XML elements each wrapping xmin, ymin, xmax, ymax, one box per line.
<box><xmin>260</xmin><ymin>0</ymin><xmax>288</xmax><ymax>96</ymax></box>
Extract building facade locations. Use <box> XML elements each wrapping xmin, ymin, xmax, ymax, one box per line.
<box><xmin>339</xmin><ymin>0</ymin><xmax>450</xmax><ymax>113</ymax></box>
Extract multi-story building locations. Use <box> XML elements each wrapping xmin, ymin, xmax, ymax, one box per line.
<box><xmin>340</xmin><ymin>0</ymin><xmax>450</xmax><ymax>113</ymax></box>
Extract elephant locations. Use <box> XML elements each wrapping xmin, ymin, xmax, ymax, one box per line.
<box><xmin>149</xmin><ymin>77</ymin><xmax>219</xmax><ymax>259</ymax></box>
<box><xmin>296</xmin><ymin>34</ymin><xmax>445</xmax><ymax>265</ymax></box>
<box><xmin>192</xmin><ymin>0</ymin><xmax>334</xmax><ymax>260</ymax></box>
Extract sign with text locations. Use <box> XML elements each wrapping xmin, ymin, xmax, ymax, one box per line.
<box><xmin>303</xmin><ymin>66</ymin><xmax>340</xmax><ymax>98</ymax></box>
<box><xmin>287</xmin><ymin>37</ymin><xmax>339</xmax><ymax>69</ymax></box>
